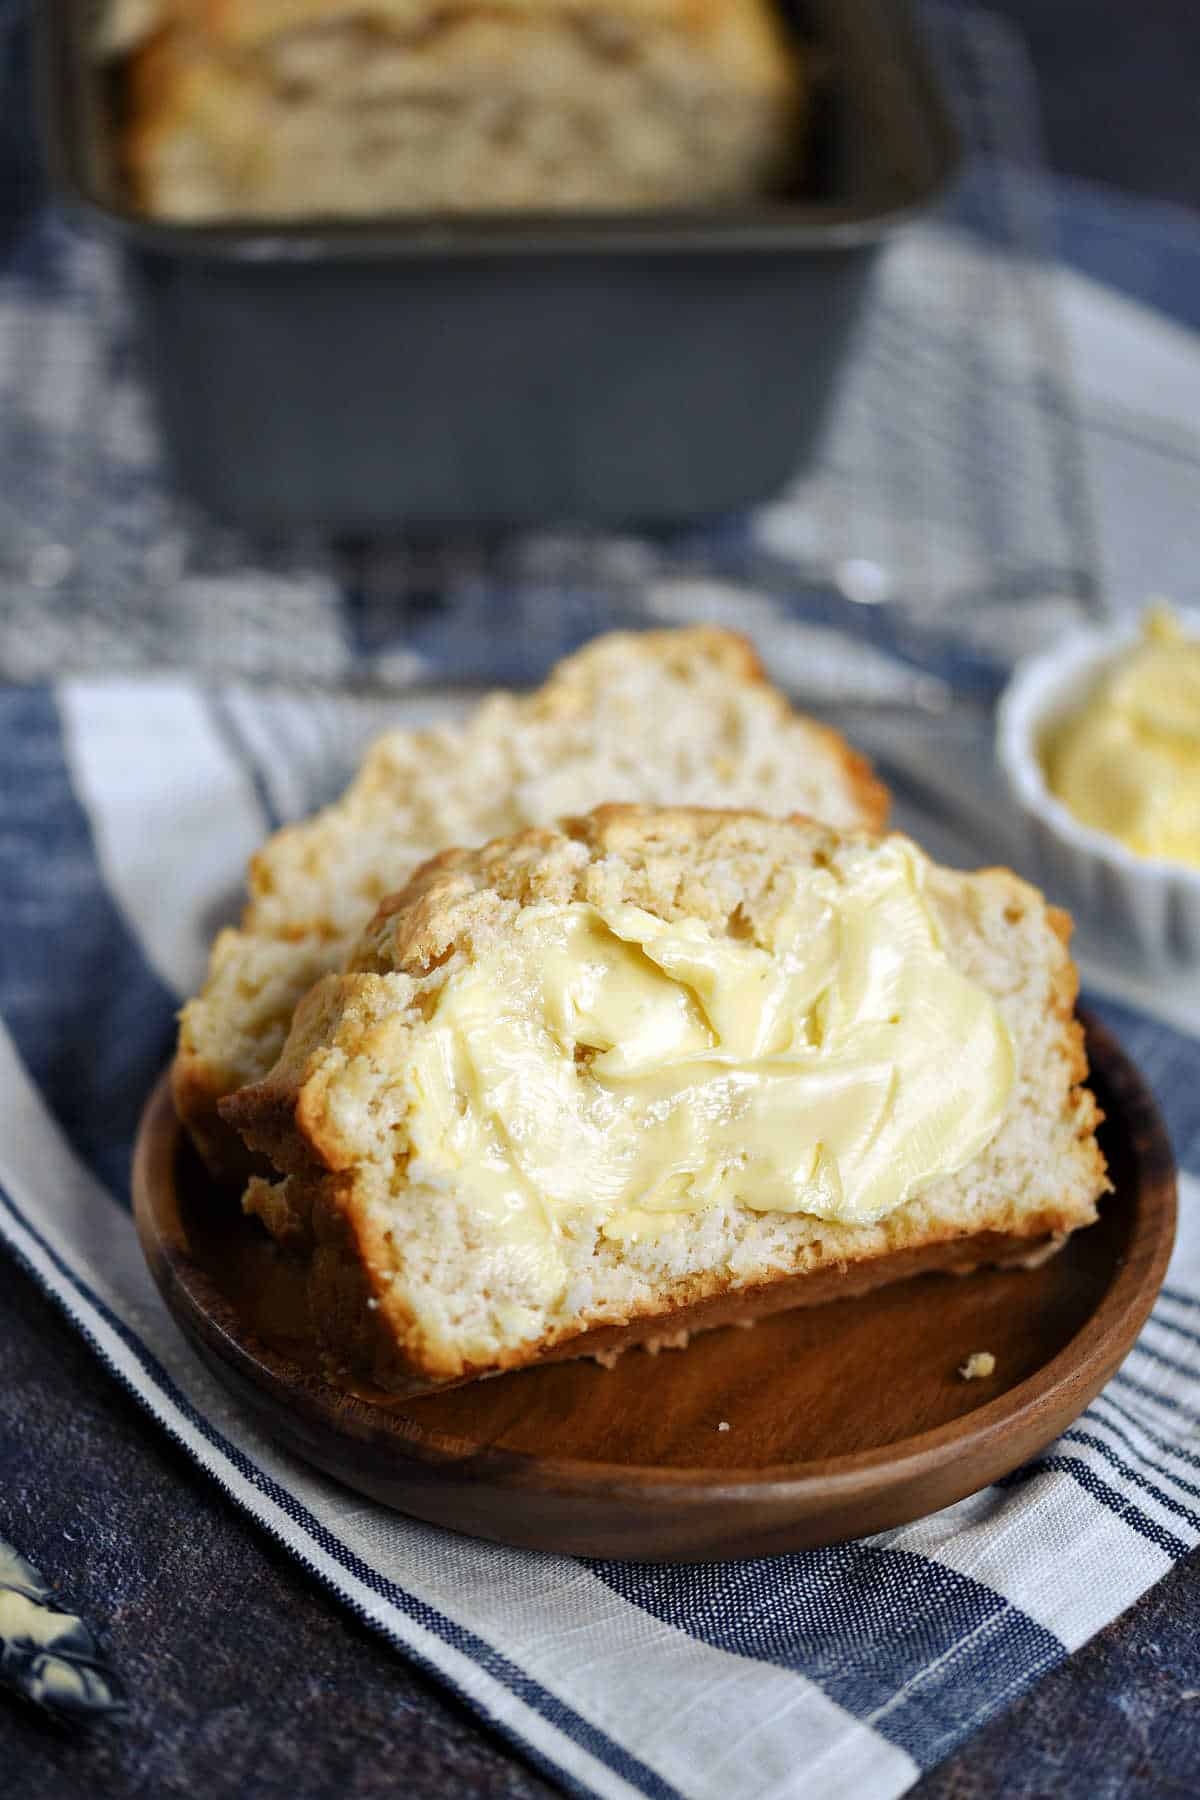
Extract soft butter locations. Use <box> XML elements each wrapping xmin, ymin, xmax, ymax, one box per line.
<box><xmin>399</xmin><ymin>840</ymin><xmax>1014</xmax><ymax>1295</ymax></box>
<box><xmin>1046</xmin><ymin>607</ymin><xmax>1200</xmax><ymax>867</ymax></box>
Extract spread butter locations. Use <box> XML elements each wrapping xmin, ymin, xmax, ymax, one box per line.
<box><xmin>399</xmin><ymin>840</ymin><xmax>1014</xmax><ymax>1299</ymax></box>
<box><xmin>1046</xmin><ymin>607</ymin><xmax>1200</xmax><ymax>866</ymax></box>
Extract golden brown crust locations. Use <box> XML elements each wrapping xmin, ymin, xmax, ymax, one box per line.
<box><xmin>1045</xmin><ymin>901</ymin><xmax>1109</xmax><ymax>1197</ymax></box>
<box><xmin>122</xmin><ymin>33</ymin><xmax>180</xmax><ymax>212</ymax></box>
<box><xmin>926</xmin><ymin>873</ymin><xmax>1106</xmax><ymax>1209</ymax></box>
<box><xmin>241</xmin><ymin>1131</ymin><xmax>1091</xmax><ymax>1395</ymax></box>
<box><xmin>295</xmin><ymin>1211</ymin><xmax>1083</xmax><ymax>1395</ymax></box>
<box><xmin>220</xmin><ymin>972</ymin><xmax>384</xmax><ymax>1174</ymax></box>
<box><xmin>803</xmin><ymin>722</ymin><xmax>889</xmax><ymax>833</ymax></box>
<box><xmin>928</xmin><ymin>875</ymin><xmax>1108</xmax><ymax>1221</ymax></box>
<box><xmin>108</xmin><ymin>0</ymin><xmax>796</xmax><ymax>56</ymax></box>
<box><xmin>531</xmin><ymin>627</ymin><xmax>889</xmax><ymax>831</ymax></box>
<box><xmin>170</xmin><ymin>1044</ymin><xmax>264</xmax><ymax>1186</ymax></box>
<box><xmin>350</xmin><ymin>803</ymin><xmax>875</xmax><ymax>981</ymax></box>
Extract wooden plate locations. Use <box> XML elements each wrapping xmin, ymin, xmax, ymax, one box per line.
<box><xmin>133</xmin><ymin>1013</ymin><xmax>1175</xmax><ymax>1561</ymax></box>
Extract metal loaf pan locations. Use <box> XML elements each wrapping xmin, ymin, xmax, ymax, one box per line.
<box><xmin>38</xmin><ymin>0</ymin><xmax>960</xmax><ymax>530</ymax></box>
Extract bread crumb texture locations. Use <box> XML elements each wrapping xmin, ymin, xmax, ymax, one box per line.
<box><xmin>959</xmin><ymin>1351</ymin><xmax>997</xmax><ymax>1381</ymax></box>
<box><xmin>221</xmin><ymin>805</ymin><xmax>1109</xmax><ymax>1391</ymax></box>
<box><xmin>174</xmin><ymin>627</ymin><xmax>887</xmax><ymax>1178</ymax></box>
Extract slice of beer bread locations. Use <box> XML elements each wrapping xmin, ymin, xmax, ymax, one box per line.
<box><xmin>221</xmin><ymin>806</ymin><xmax>1108</xmax><ymax>1393</ymax></box>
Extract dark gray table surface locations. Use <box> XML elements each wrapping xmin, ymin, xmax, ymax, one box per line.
<box><xmin>984</xmin><ymin>0</ymin><xmax>1200</xmax><ymax>210</ymax></box>
<box><xmin>4</xmin><ymin>3</ymin><xmax>1200</xmax><ymax>1796</ymax></box>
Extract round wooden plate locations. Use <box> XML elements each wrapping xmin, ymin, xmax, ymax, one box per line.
<box><xmin>133</xmin><ymin>1013</ymin><xmax>1175</xmax><ymax>1561</ymax></box>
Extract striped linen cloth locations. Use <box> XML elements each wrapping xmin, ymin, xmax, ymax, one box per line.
<box><xmin>4</xmin><ymin>6</ymin><xmax>1200</xmax><ymax>1795</ymax></box>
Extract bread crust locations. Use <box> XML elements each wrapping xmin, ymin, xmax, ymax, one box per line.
<box><xmin>237</xmin><ymin>1161</ymin><xmax>1104</xmax><ymax>1395</ymax></box>
<box><xmin>170</xmin><ymin>1040</ymin><xmax>265</xmax><ymax>1181</ymax></box>
<box><xmin>114</xmin><ymin>0</ymin><xmax>794</xmax><ymax>52</ymax></box>
<box><xmin>803</xmin><ymin>723</ymin><xmax>889</xmax><ymax>836</ymax></box>
<box><xmin>221</xmin><ymin>806</ymin><xmax>1109</xmax><ymax>1391</ymax></box>
<box><xmin>255</xmin><ymin>1154</ymin><xmax>1091</xmax><ymax>1396</ymax></box>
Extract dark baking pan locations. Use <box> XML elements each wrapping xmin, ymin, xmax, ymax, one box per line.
<box><xmin>37</xmin><ymin>0</ymin><xmax>961</xmax><ymax>531</ymax></box>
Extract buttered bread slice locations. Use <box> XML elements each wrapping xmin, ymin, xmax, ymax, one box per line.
<box><xmin>175</xmin><ymin>629</ymin><xmax>886</xmax><ymax>1179</ymax></box>
<box><xmin>221</xmin><ymin>807</ymin><xmax>1108</xmax><ymax>1392</ymax></box>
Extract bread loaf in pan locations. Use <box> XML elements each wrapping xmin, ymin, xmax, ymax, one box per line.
<box><xmin>99</xmin><ymin>0</ymin><xmax>807</xmax><ymax>218</ymax></box>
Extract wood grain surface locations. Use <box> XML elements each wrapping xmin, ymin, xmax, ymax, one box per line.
<box><xmin>132</xmin><ymin>1013</ymin><xmax>1175</xmax><ymax>1561</ymax></box>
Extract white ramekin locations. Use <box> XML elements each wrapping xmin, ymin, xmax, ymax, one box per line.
<box><xmin>996</xmin><ymin>612</ymin><xmax>1200</xmax><ymax>964</ymax></box>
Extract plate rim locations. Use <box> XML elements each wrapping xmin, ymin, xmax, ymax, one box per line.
<box><xmin>132</xmin><ymin>1010</ymin><xmax>1176</xmax><ymax>1504</ymax></box>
